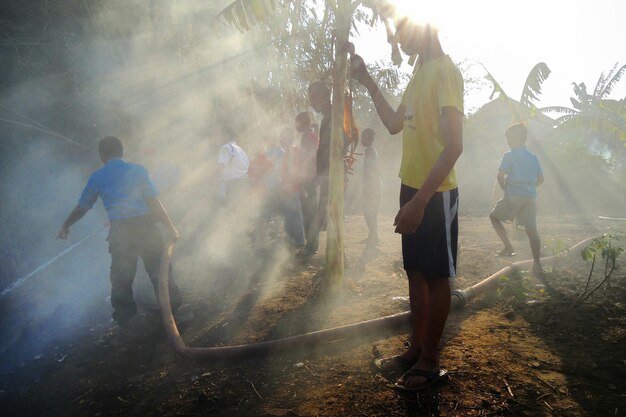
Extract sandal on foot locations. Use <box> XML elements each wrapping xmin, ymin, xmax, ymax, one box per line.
<box><xmin>394</xmin><ymin>368</ymin><xmax>448</xmax><ymax>393</ymax></box>
<box><xmin>373</xmin><ymin>356</ymin><xmax>414</xmax><ymax>373</ymax></box>
<box><xmin>496</xmin><ymin>248</ymin><xmax>516</xmax><ymax>257</ymax></box>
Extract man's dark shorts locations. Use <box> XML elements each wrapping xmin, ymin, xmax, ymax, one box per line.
<box><xmin>400</xmin><ymin>184</ymin><xmax>458</xmax><ymax>279</ymax></box>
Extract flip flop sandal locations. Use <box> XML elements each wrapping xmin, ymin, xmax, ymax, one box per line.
<box><xmin>394</xmin><ymin>369</ymin><xmax>448</xmax><ymax>393</ymax></box>
<box><xmin>373</xmin><ymin>356</ymin><xmax>414</xmax><ymax>373</ymax></box>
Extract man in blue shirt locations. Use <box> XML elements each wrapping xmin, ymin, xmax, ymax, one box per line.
<box><xmin>490</xmin><ymin>123</ymin><xmax>544</xmax><ymax>273</ymax></box>
<box><xmin>57</xmin><ymin>136</ymin><xmax>182</xmax><ymax>325</ymax></box>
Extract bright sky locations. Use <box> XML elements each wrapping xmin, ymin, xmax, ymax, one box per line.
<box><xmin>354</xmin><ymin>0</ymin><xmax>626</xmax><ymax>112</ymax></box>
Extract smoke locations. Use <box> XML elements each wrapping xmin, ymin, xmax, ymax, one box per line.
<box><xmin>0</xmin><ymin>0</ymin><xmax>306</xmax><ymax>371</ymax></box>
<box><xmin>458</xmin><ymin>110</ymin><xmax>626</xmax><ymax>218</ymax></box>
<box><xmin>1</xmin><ymin>0</ymin><xmax>624</xmax><ymax>373</ymax></box>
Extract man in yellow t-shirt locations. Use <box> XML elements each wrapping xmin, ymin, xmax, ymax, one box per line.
<box><xmin>351</xmin><ymin>19</ymin><xmax>464</xmax><ymax>392</ymax></box>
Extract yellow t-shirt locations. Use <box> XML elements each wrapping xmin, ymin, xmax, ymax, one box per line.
<box><xmin>399</xmin><ymin>55</ymin><xmax>464</xmax><ymax>191</ymax></box>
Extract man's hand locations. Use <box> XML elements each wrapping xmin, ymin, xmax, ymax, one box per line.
<box><xmin>394</xmin><ymin>199</ymin><xmax>426</xmax><ymax>235</ymax></box>
<box><xmin>56</xmin><ymin>226</ymin><xmax>70</xmax><ymax>240</ymax></box>
<box><xmin>350</xmin><ymin>53</ymin><xmax>370</xmax><ymax>86</ymax></box>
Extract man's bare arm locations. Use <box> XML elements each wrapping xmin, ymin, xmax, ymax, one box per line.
<box><xmin>145</xmin><ymin>196</ymin><xmax>179</xmax><ymax>242</ymax></box>
<box><xmin>536</xmin><ymin>174</ymin><xmax>544</xmax><ymax>187</ymax></box>
<box><xmin>57</xmin><ymin>205</ymin><xmax>88</xmax><ymax>239</ymax></box>
<box><xmin>497</xmin><ymin>171</ymin><xmax>507</xmax><ymax>190</ymax></box>
<box><xmin>351</xmin><ymin>54</ymin><xmax>405</xmax><ymax>134</ymax></box>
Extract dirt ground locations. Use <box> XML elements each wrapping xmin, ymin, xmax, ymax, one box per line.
<box><xmin>1</xmin><ymin>214</ymin><xmax>625</xmax><ymax>417</ymax></box>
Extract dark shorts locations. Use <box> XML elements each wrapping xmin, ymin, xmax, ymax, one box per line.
<box><xmin>400</xmin><ymin>184</ymin><xmax>458</xmax><ymax>279</ymax></box>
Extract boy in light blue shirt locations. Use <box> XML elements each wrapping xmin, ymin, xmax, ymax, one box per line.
<box><xmin>490</xmin><ymin>123</ymin><xmax>544</xmax><ymax>273</ymax></box>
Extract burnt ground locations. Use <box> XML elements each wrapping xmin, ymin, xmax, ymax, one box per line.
<box><xmin>1</xmin><ymin>214</ymin><xmax>625</xmax><ymax>417</ymax></box>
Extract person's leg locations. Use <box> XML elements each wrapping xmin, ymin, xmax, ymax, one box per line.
<box><xmin>394</xmin><ymin>184</ymin><xmax>427</xmax><ymax>363</ymax></box>
<box><xmin>398</xmin><ymin>275</ymin><xmax>451</xmax><ymax>388</ymax></box>
<box><xmin>490</xmin><ymin>213</ymin><xmax>514</xmax><ymax>253</ymax></box>
<box><xmin>397</xmin><ymin>189</ymin><xmax>456</xmax><ymax>388</ymax></box>
<box><xmin>282</xmin><ymin>192</ymin><xmax>306</xmax><ymax>247</ymax></box>
<box><xmin>370</xmin><ymin>190</ymin><xmax>381</xmax><ymax>243</ymax></box>
<box><xmin>317</xmin><ymin>174</ymin><xmax>329</xmax><ymax>232</ymax></box>
<box><xmin>144</xmin><ymin>254</ymin><xmax>181</xmax><ymax>311</ymax></box>
<box><xmin>109</xmin><ymin>249</ymin><xmax>139</xmax><ymax>325</ymax></box>
<box><xmin>376</xmin><ymin>270</ymin><xmax>425</xmax><ymax>371</ymax></box>
<box><xmin>363</xmin><ymin>203</ymin><xmax>375</xmax><ymax>241</ymax></box>
<box><xmin>526</xmin><ymin>226</ymin><xmax>542</xmax><ymax>270</ymax></box>
<box><xmin>141</xmin><ymin>222</ymin><xmax>181</xmax><ymax>311</ymax></box>
<box><xmin>362</xmin><ymin>191</ymin><xmax>379</xmax><ymax>244</ymax></box>
<box><xmin>405</xmin><ymin>270</ymin><xmax>428</xmax><ymax>358</ymax></box>
<box><xmin>300</xmin><ymin>181</ymin><xmax>317</xmax><ymax>237</ymax></box>
<box><xmin>305</xmin><ymin>177</ymin><xmax>327</xmax><ymax>253</ymax></box>
<box><xmin>108</xmin><ymin>221</ymin><xmax>140</xmax><ymax>325</ymax></box>
<box><xmin>518</xmin><ymin>199</ymin><xmax>542</xmax><ymax>272</ymax></box>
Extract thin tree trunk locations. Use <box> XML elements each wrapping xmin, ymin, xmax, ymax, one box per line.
<box><xmin>325</xmin><ymin>0</ymin><xmax>351</xmax><ymax>293</ymax></box>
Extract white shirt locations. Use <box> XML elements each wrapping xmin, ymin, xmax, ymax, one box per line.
<box><xmin>218</xmin><ymin>141</ymin><xmax>249</xmax><ymax>181</ymax></box>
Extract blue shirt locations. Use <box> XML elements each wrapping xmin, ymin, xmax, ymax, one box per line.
<box><xmin>78</xmin><ymin>158</ymin><xmax>158</xmax><ymax>221</ymax></box>
<box><xmin>500</xmin><ymin>147</ymin><xmax>542</xmax><ymax>198</ymax></box>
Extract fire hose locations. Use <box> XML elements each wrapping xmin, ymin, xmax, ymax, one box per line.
<box><xmin>1</xmin><ymin>228</ymin><xmax>104</xmax><ymax>297</ymax></box>
<box><xmin>158</xmin><ymin>237</ymin><xmax>595</xmax><ymax>359</ymax></box>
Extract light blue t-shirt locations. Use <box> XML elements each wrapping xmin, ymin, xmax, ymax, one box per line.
<box><xmin>79</xmin><ymin>158</ymin><xmax>158</xmax><ymax>221</ymax></box>
<box><xmin>500</xmin><ymin>147</ymin><xmax>542</xmax><ymax>198</ymax></box>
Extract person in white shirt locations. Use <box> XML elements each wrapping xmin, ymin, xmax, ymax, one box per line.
<box><xmin>217</xmin><ymin>139</ymin><xmax>249</xmax><ymax>204</ymax></box>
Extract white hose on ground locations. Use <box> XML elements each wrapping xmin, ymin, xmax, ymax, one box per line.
<box><xmin>158</xmin><ymin>237</ymin><xmax>595</xmax><ymax>359</ymax></box>
<box><xmin>1</xmin><ymin>228</ymin><xmax>103</xmax><ymax>297</ymax></box>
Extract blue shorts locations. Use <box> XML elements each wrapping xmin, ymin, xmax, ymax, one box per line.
<box><xmin>400</xmin><ymin>184</ymin><xmax>459</xmax><ymax>279</ymax></box>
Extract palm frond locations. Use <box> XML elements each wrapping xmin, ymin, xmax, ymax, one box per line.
<box><xmin>593</xmin><ymin>65</ymin><xmax>611</xmax><ymax>98</ymax></box>
<box><xmin>217</xmin><ymin>0</ymin><xmax>278</xmax><ymax>33</ymax></box>
<box><xmin>553</xmin><ymin>114</ymin><xmax>575</xmax><ymax>125</ymax></box>
<box><xmin>600</xmin><ymin>63</ymin><xmax>626</xmax><ymax>99</ymax></box>
<box><xmin>382</xmin><ymin>17</ymin><xmax>402</xmax><ymax>66</ymax></box>
<box><xmin>556</xmin><ymin>114</ymin><xmax>618</xmax><ymax>134</ymax></box>
<box><xmin>482</xmin><ymin>65</ymin><xmax>507</xmax><ymax>100</ymax></box>
<box><xmin>572</xmin><ymin>82</ymin><xmax>589</xmax><ymax>103</ymax></box>
<box><xmin>570</xmin><ymin>97</ymin><xmax>582</xmax><ymax>111</ymax></box>
<box><xmin>539</xmin><ymin>106</ymin><xmax>578</xmax><ymax>116</ymax></box>
<box><xmin>519</xmin><ymin>62</ymin><xmax>551</xmax><ymax>108</ymax></box>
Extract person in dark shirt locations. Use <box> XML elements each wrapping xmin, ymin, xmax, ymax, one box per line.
<box><xmin>305</xmin><ymin>81</ymin><xmax>332</xmax><ymax>253</ymax></box>
<box><xmin>57</xmin><ymin>136</ymin><xmax>183</xmax><ymax>326</ymax></box>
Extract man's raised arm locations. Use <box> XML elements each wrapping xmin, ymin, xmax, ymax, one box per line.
<box><xmin>350</xmin><ymin>54</ymin><xmax>405</xmax><ymax>135</ymax></box>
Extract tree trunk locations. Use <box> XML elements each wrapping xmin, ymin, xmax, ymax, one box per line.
<box><xmin>325</xmin><ymin>0</ymin><xmax>350</xmax><ymax>293</ymax></box>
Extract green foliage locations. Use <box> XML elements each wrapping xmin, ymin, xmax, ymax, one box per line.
<box><xmin>218</xmin><ymin>0</ymin><xmax>277</xmax><ymax>33</ymax></box>
<box><xmin>541</xmin><ymin>63</ymin><xmax>626</xmax><ymax>173</ymax></box>
<box><xmin>580</xmin><ymin>233</ymin><xmax>624</xmax><ymax>265</ymax></box>
<box><xmin>575</xmin><ymin>233</ymin><xmax>624</xmax><ymax>306</ymax></box>
<box><xmin>482</xmin><ymin>62</ymin><xmax>551</xmax><ymax>123</ymax></box>
<box><xmin>493</xmin><ymin>273</ymin><xmax>539</xmax><ymax>306</ymax></box>
<box><xmin>520</xmin><ymin>62</ymin><xmax>551</xmax><ymax>109</ymax></box>
<box><xmin>545</xmin><ymin>237</ymin><xmax>568</xmax><ymax>271</ymax></box>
